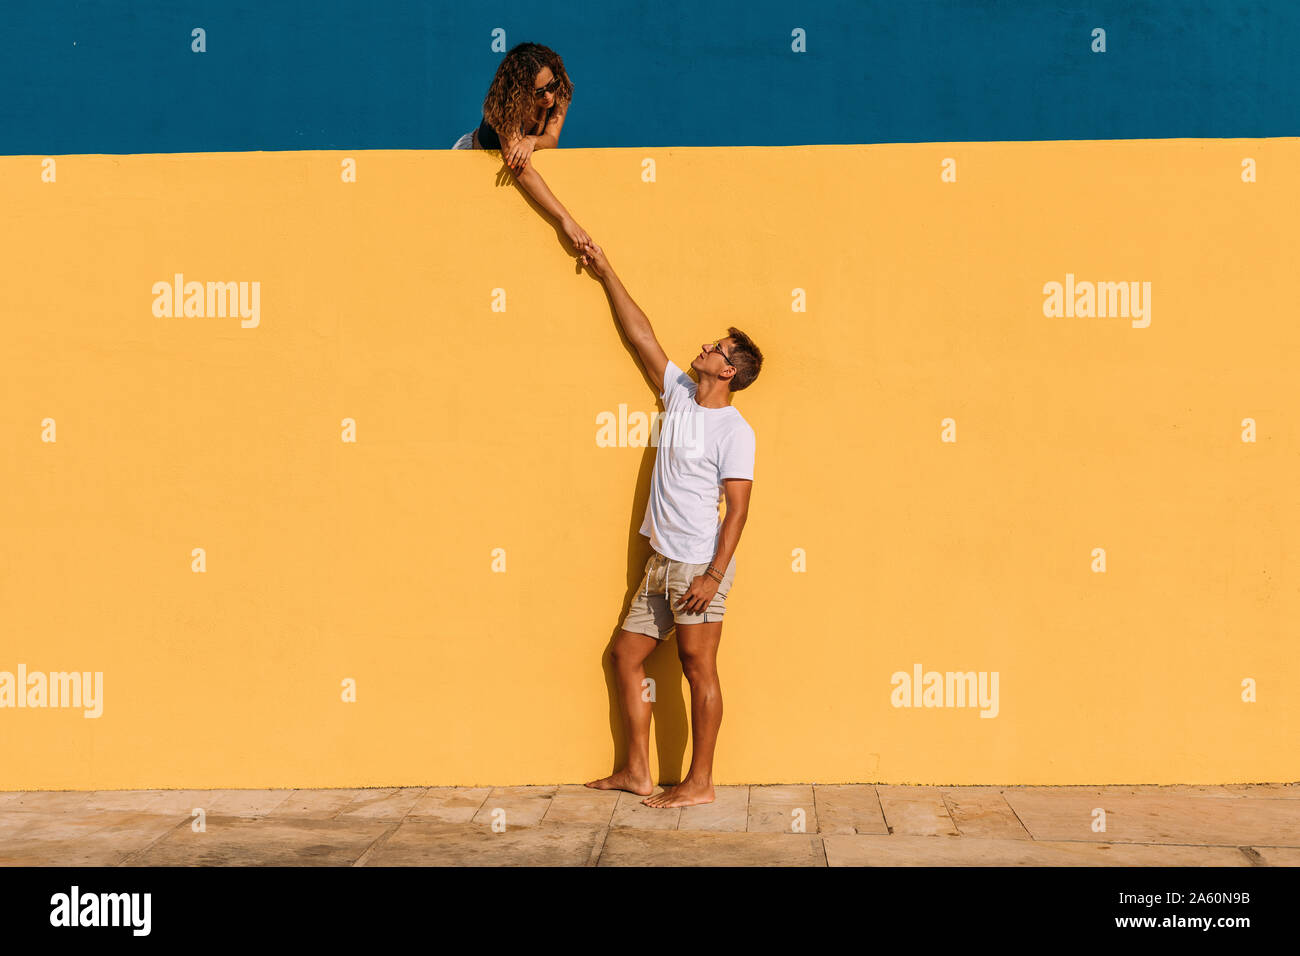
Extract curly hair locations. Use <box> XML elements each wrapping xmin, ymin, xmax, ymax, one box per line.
<box><xmin>481</xmin><ymin>43</ymin><xmax>574</xmax><ymax>146</ymax></box>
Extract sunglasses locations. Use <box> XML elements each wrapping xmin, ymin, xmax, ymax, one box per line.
<box><xmin>533</xmin><ymin>77</ymin><xmax>561</xmax><ymax>98</ymax></box>
<box><xmin>706</xmin><ymin>340</ymin><xmax>736</xmax><ymax>367</ymax></box>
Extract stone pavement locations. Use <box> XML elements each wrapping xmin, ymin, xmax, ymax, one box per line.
<box><xmin>1</xmin><ymin>783</ymin><xmax>1297</xmax><ymax>866</ymax></box>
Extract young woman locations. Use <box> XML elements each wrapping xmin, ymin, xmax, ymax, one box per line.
<box><xmin>453</xmin><ymin>42</ymin><xmax>595</xmax><ymax>255</ymax></box>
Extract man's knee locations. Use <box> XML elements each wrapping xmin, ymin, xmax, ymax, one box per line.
<box><xmin>611</xmin><ymin>631</ymin><xmax>657</xmax><ymax>667</ymax></box>
<box><xmin>679</xmin><ymin>652</ymin><xmax>718</xmax><ymax>684</ymax></box>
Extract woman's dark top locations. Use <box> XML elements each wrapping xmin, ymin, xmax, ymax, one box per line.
<box><xmin>476</xmin><ymin>105</ymin><xmax>555</xmax><ymax>150</ymax></box>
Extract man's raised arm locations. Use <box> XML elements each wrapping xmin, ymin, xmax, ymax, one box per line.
<box><xmin>580</xmin><ymin>243</ymin><xmax>669</xmax><ymax>392</ymax></box>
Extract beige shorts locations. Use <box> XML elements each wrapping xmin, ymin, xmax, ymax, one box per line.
<box><xmin>622</xmin><ymin>550</ymin><xmax>738</xmax><ymax>641</ymax></box>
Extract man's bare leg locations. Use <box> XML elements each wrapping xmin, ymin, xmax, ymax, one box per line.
<box><xmin>643</xmin><ymin>619</ymin><xmax>723</xmax><ymax>807</ymax></box>
<box><xmin>585</xmin><ymin>628</ymin><xmax>659</xmax><ymax>795</ymax></box>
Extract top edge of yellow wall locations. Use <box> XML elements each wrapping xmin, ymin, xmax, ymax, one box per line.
<box><xmin>6</xmin><ymin>136</ymin><xmax>1300</xmax><ymax>160</ymax></box>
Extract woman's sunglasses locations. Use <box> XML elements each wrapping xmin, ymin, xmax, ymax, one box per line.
<box><xmin>534</xmin><ymin>77</ymin><xmax>562</xmax><ymax>98</ymax></box>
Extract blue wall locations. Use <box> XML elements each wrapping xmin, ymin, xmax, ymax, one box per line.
<box><xmin>3</xmin><ymin>0</ymin><xmax>1297</xmax><ymax>154</ymax></box>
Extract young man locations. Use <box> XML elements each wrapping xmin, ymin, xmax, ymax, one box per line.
<box><xmin>579</xmin><ymin>242</ymin><xmax>763</xmax><ymax>808</ymax></box>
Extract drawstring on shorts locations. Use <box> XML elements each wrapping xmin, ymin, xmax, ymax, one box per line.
<box><xmin>645</xmin><ymin>554</ymin><xmax>671</xmax><ymax>600</ymax></box>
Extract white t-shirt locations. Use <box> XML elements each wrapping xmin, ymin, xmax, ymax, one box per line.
<box><xmin>638</xmin><ymin>359</ymin><xmax>756</xmax><ymax>563</ymax></box>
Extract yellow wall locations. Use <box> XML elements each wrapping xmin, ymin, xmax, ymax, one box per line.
<box><xmin>1</xmin><ymin>141</ymin><xmax>1296</xmax><ymax>789</ymax></box>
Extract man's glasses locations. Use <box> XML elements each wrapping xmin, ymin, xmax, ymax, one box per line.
<box><xmin>534</xmin><ymin>77</ymin><xmax>561</xmax><ymax>98</ymax></box>
<box><xmin>706</xmin><ymin>341</ymin><xmax>736</xmax><ymax>367</ymax></box>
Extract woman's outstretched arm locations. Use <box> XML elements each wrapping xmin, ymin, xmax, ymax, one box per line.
<box><xmin>508</xmin><ymin>159</ymin><xmax>593</xmax><ymax>253</ymax></box>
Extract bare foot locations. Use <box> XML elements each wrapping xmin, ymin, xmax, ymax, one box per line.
<box><xmin>642</xmin><ymin>779</ymin><xmax>715</xmax><ymax>808</ymax></box>
<box><xmin>585</xmin><ymin>768</ymin><xmax>653</xmax><ymax>796</ymax></box>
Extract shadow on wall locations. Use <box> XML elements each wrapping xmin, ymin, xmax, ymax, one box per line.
<box><xmin>475</xmin><ymin>145</ymin><xmax>697</xmax><ymax>783</ymax></box>
<box><xmin>596</xmin><ymin>445</ymin><xmax>694</xmax><ymax>786</ymax></box>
